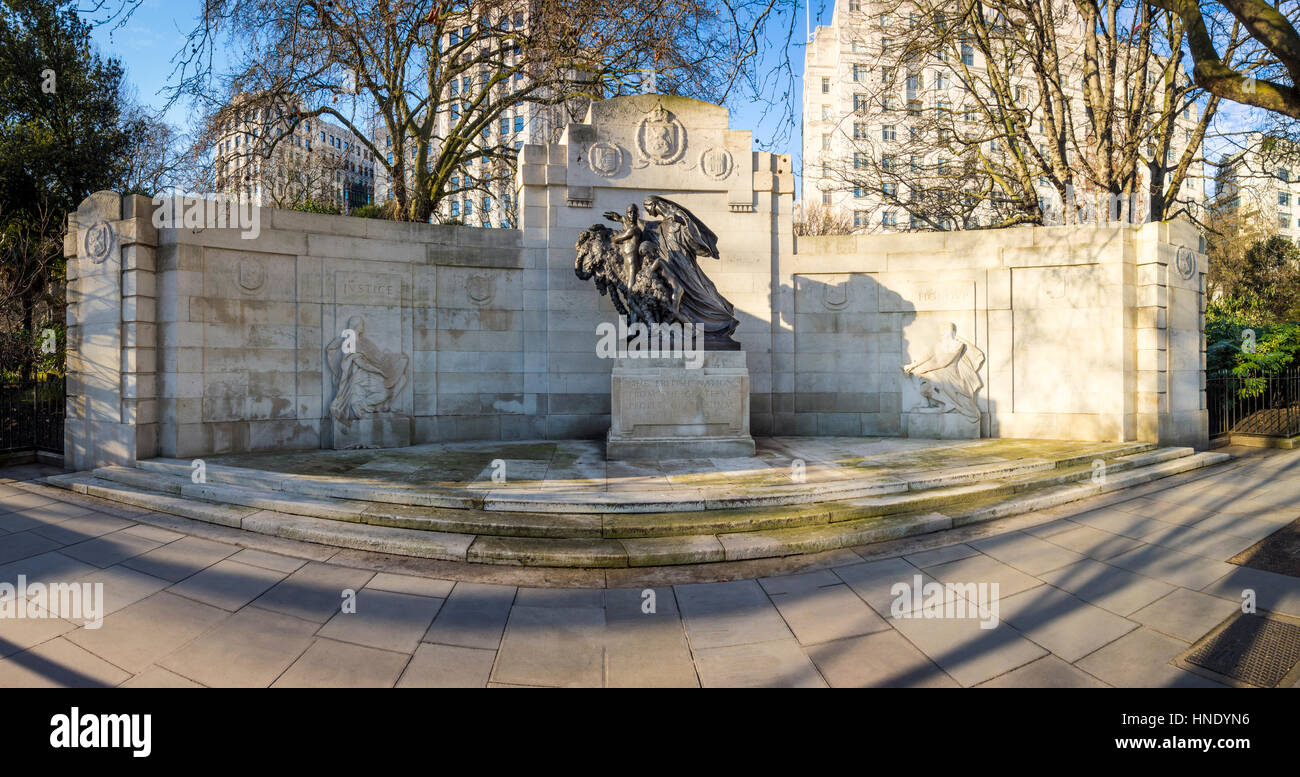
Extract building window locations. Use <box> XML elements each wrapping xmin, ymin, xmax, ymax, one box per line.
<box><xmin>961</xmin><ymin>40</ymin><xmax>974</xmax><ymax>65</ymax></box>
<box><xmin>934</xmin><ymin>72</ymin><xmax>949</xmax><ymax>89</ymax></box>
<box><xmin>1281</xmin><ymin>192</ymin><xmax>1291</xmax><ymax>207</ymax></box>
<box><xmin>854</xmin><ymin>94</ymin><xmax>870</xmax><ymax>113</ymax></box>
<box><xmin>821</xmin><ymin>76</ymin><xmax>830</xmax><ymax>93</ymax></box>
<box><xmin>854</xmin><ymin>152</ymin><xmax>868</xmax><ymax>169</ymax></box>
<box><xmin>853</xmin><ymin>64</ymin><xmax>868</xmax><ymax>82</ymax></box>
<box><xmin>854</xmin><ymin>210</ymin><xmax>869</xmax><ymax>227</ymax></box>
<box><xmin>515</xmin><ymin>116</ymin><xmax>524</xmax><ymax>133</ymax></box>
<box><xmin>1278</xmin><ymin>168</ymin><xmax>1291</xmax><ymax>182</ymax></box>
<box><xmin>822</xmin><ymin>134</ymin><xmax>831</xmax><ymax>150</ymax></box>
<box><xmin>882</xmin><ymin>182</ymin><xmax>897</xmax><ymax>197</ymax></box>
<box><xmin>882</xmin><ymin>211</ymin><xmax>897</xmax><ymax>227</ymax></box>
<box><xmin>881</xmin><ymin>67</ymin><xmax>893</xmax><ymax>84</ymax></box>
<box><xmin>848</xmin><ymin>0</ymin><xmax>860</xmax><ymax>10</ymax></box>
<box><xmin>1280</xmin><ymin>214</ymin><xmax>1291</xmax><ymax>229</ymax></box>
<box><xmin>882</xmin><ymin>153</ymin><xmax>895</xmax><ymax>172</ymax></box>
<box><xmin>881</xmin><ymin>38</ymin><xmax>892</xmax><ymax>55</ymax></box>
<box><xmin>854</xmin><ymin>182</ymin><xmax>867</xmax><ymax>198</ymax></box>
<box><xmin>822</xmin><ymin>191</ymin><xmax>832</xmax><ymax>205</ymax></box>
<box><xmin>854</xmin><ymin>123</ymin><xmax>868</xmax><ymax>140</ymax></box>
<box><xmin>882</xmin><ymin>125</ymin><xmax>896</xmax><ymax>141</ymax></box>
<box><xmin>821</xmin><ymin>104</ymin><xmax>830</xmax><ymax>120</ymax></box>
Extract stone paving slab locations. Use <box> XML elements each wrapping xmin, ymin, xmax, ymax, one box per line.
<box><xmin>65</xmin><ymin>591</ymin><xmax>228</xmax><ymax>673</ymax></box>
<box><xmin>675</xmin><ymin>579</ymin><xmax>795</xmax><ymax>649</ymax></box>
<box><xmin>272</xmin><ymin>639</ymin><xmax>409</xmax><ymax>688</ymax></box>
<box><xmin>157</xmin><ymin>606</ymin><xmax>317</xmax><ymax>687</ymax></box>
<box><xmin>1074</xmin><ymin>627</ymin><xmax>1223</xmax><ymax>688</ymax></box>
<box><xmin>0</xmin><ymin>636</ymin><xmax>132</xmax><ymax>688</ymax></box>
<box><xmin>168</xmin><ymin>559</ymin><xmax>288</xmax><ymax>612</ymax></box>
<box><xmin>1036</xmin><ymin>558</ymin><xmax>1176</xmax><ymax>616</ymax></box>
<box><xmin>1129</xmin><ymin>588</ymin><xmax>1241</xmax><ymax>642</ymax></box>
<box><xmin>422</xmin><ymin>582</ymin><xmax>516</xmax><ymax>649</ymax></box>
<box><xmin>997</xmin><ymin>586</ymin><xmax>1138</xmax><ymax>662</ymax></box>
<box><xmin>59</xmin><ymin>529</ymin><xmax>164</xmax><ymax>568</ymax></box>
<box><xmin>397</xmin><ymin>643</ymin><xmax>496</xmax><ymax>688</ymax></box>
<box><xmin>253</xmin><ymin>562</ymin><xmax>376</xmax><ymax>624</ymax></box>
<box><xmin>604</xmin><ymin>587</ymin><xmax>699</xmax><ymax>688</ymax></box>
<box><xmin>318</xmin><ymin>589</ymin><xmax>444</xmax><ymax>654</ymax></box>
<box><xmin>120</xmin><ymin>666</ymin><xmax>205</xmax><ymax>688</ymax></box>
<box><xmin>693</xmin><ymin>639</ymin><xmax>826</xmax><ymax>688</ymax></box>
<box><xmin>926</xmin><ymin>553</ymin><xmax>1044</xmax><ymax>600</ymax></box>
<box><xmin>768</xmin><ymin>584</ymin><xmax>891</xmax><ymax>646</ymax></box>
<box><xmin>887</xmin><ymin>615</ymin><xmax>1049</xmax><ymax>687</ymax></box>
<box><xmin>976</xmin><ymin>655</ymin><xmax>1109</xmax><ymax>688</ymax></box>
<box><xmin>805</xmin><ymin>630</ymin><xmax>957</xmax><ymax>688</ymax></box>
<box><xmin>968</xmin><ymin>531</ymin><xmax>1087</xmax><ymax>576</ymax></box>
<box><xmin>493</xmin><ymin>606</ymin><xmax>606</xmax><ymax>687</ymax></box>
<box><xmin>120</xmin><ymin>536</ymin><xmax>240</xmax><ymax>582</ymax></box>
<box><xmin>1038</xmin><ymin>524</ymin><xmax>1144</xmax><ymax>561</ymax></box>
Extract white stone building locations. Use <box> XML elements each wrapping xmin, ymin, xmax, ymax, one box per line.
<box><xmin>1216</xmin><ymin>132</ymin><xmax>1300</xmax><ymax>241</ymax></box>
<box><xmin>802</xmin><ymin>0</ymin><xmax>1208</xmax><ymax>231</ymax></box>
<box><xmin>214</xmin><ymin>96</ymin><xmax>377</xmax><ymax>211</ymax></box>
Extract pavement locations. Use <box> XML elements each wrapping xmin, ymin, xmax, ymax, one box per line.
<box><xmin>1</xmin><ymin>446</ymin><xmax>1298</xmax><ymax>688</ymax></box>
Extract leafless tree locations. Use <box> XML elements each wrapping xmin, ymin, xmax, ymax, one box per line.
<box><xmin>793</xmin><ymin>201</ymin><xmax>858</xmax><ymax>235</ymax></box>
<box><xmin>167</xmin><ymin>0</ymin><xmax>801</xmax><ymax>223</ymax></box>
<box><xmin>1152</xmin><ymin>0</ymin><xmax>1300</xmax><ymax>118</ymax></box>
<box><xmin>815</xmin><ymin>0</ymin><xmax>1247</xmax><ymax>229</ymax></box>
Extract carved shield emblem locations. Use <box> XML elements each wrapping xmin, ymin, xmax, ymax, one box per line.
<box><xmin>1175</xmin><ymin>246</ymin><xmax>1197</xmax><ymax>280</ymax></box>
<box><xmin>237</xmin><ymin>259</ymin><xmax>265</xmax><ymax>293</ymax></box>
<box><xmin>83</xmin><ymin>221</ymin><xmax>115</xmax><ymax>265</ymax></box>
<box><xmin>637</xmin><ymin>103</ymin><xmax>686</xmax><ymax>165</ymax></box>
<box><xmin>823</xmin><ymin>282</ymin><xmax>850</xmax><ymax>311</ymax></box>
<box><xmin>588</xmin><ymin>142</ymin><xmax>623</xmax><ymax>177</ymax></box>
<box><xmin>467</xmin><ymin>274</ymin><xmax>495</xmax><ymax>306</ymax></box>
<box><xmin>700</xmin><ymin>147</ymin><xmax>734</xmax><ymax>180</ymax></box>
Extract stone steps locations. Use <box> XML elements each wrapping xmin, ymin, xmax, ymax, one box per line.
<box><xmin>127</xmin><ymin>441</ymin><xmax>1161</xmax><ymax>514</ymax></box>
<box><xmin>84</xmin><ymin>443</ymin><xmax>1172</xmax><ymax>540</ymax></box>
<box><xmin>43</xmin><ymin>447</ymin><xmax>1232</xmax><ymax>568</ymax></box>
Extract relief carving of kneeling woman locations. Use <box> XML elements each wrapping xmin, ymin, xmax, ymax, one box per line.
<box><xmin>325</xmin><ymin>315</ymin><xmax>408</xmax><ymax>426</ymax></box>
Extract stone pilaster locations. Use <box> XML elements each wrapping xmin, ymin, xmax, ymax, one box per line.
<box><xmin>63</xmin><ymin>191</ymin><xmax>158</xmax><ymax>470</ymax></box>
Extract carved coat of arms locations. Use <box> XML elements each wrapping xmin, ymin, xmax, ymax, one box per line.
<box><xmin>636</xmin><ymin>103</ymin><xmax>686</xmax><ymax>166</ymax></box>
<box><xmin>467</xmin><ymin>274</ymin><xmax>495</xmax><ymax>306</ymax></box>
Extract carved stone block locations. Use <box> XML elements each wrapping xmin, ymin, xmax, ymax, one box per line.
<box><xmin>607</xmin><ymin>351</ymin><xmax>755</xmax><ymax>459</ymax></box>
<box><xmin>328</xmin><ymin>413</ymin><xmax>412</xmax><ymax>450</ymax></box>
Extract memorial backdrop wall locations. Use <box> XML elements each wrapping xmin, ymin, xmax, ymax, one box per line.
<box><xmin>63</xmin><ymin>95</ymin><xmax>1208</xmax><ymax>470</ymax></box>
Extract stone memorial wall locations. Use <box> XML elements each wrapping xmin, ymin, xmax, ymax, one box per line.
<box><xmin>63</xmin><ymin>95</ymin><xmax>1208</xmax><ymax>469</ymax></box>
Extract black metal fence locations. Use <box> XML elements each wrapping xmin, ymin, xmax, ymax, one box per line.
<box><xmin>1207</xmin><ymin>368</ymin><xmax>1300</xmax><ymax>440</ymax></box>
<box><xmin>0</xmin><ymin>376</ymin><xmax>64</xmax><ymax>454</ymax></box>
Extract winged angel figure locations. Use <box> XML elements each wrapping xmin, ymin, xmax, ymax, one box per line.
<box><xmin>575</xmin><ymin>195</ymin><xmax>741</xmax><ymax>350</ymax></box>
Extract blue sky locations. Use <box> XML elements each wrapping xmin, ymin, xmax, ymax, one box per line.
<box><xmin>89</xmin><ymin>0</ymin><xmax>1261</xmax><ymax>201</ymax></box>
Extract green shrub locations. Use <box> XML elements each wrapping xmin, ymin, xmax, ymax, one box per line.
<box><xmin>348</xmin><ymin>203</ymin><xmax>392</xmax><ymax>220</ymax></box>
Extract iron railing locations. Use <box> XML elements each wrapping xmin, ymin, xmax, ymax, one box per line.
<box><xmin>0</xmin><ymin>376</ymin><xmax>64</xmax><ymax>454</ymax></box>
<box><xmin>1207</xmin><ymin>368</ymin><xmax>1300</xmax><ymax>440</ymax></box>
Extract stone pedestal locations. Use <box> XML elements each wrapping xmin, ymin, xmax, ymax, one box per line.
<box><xmin>328</xmin><ymin>413</ymin><xmax>412</xmax><ymax>450</ymax></box>
<box><xmin>607</xmin><ymin>351</ymin><xmax>755</xmax><ymax>459</ymax></box>
<box><xmin>904</xmin><ymin>410</ymin><xmax>980</xmax><ymax>439</ymax></box>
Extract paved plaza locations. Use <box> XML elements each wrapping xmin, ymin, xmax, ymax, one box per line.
<box><xmin>1</xmin><ymin>446</ymin><xmax>1297</xmax><ymax>688</ymax></box>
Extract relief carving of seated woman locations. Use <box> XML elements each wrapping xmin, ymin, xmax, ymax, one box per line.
<box><xmin>325</xmin><ymin>315</ymin><xmax>408</xmax><ymax>426</ymax></box>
